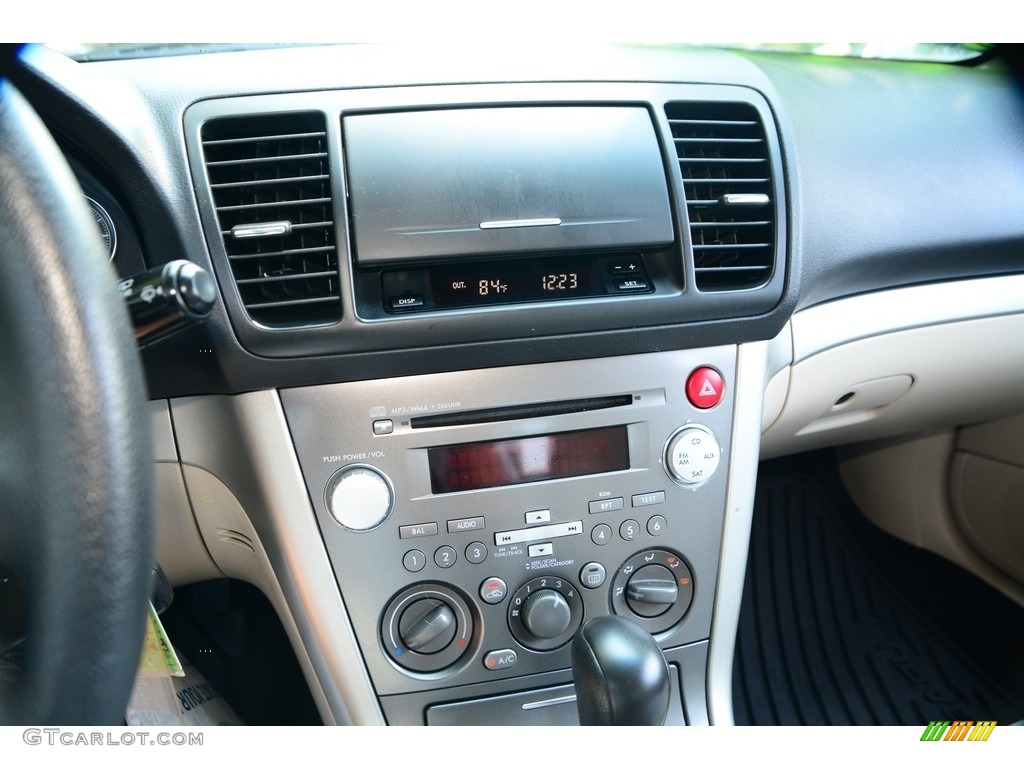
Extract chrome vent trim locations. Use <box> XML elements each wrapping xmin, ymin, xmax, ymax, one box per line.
<box><xmin>200</xmin><ymin>113</ymin><xmax>341</xmax><ymax>327</ymax></box>
<box><xmin>667</xmin><ymin>102</ymin><xmax>776</xmax><ymax>291</ymax></box>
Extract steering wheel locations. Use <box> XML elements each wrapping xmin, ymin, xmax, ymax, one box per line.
<box><xmin>0</xmin><ymin>73</ymin><xmax>154</xmax><ymax>724</ymax></box>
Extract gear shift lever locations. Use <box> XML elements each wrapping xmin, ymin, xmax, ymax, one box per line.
<box><xmin>571</xmin><ymin>615</ymin><xmax>670</xmax><ymax>726</ymax></box>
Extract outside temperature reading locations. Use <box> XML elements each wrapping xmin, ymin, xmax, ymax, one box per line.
<box><xmin>478</xmin><ymin>279</ymin><xmax>509</xmax><ymax>296</ymax></box>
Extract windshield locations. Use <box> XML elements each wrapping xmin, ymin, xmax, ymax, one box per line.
<box><xmin>47</xmin><ymin>42</ymin><xmax>991</xmax><ymax>64</ymax></box>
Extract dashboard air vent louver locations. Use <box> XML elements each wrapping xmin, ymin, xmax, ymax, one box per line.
<box><xmin>200</xmin><ymin>112</ymin><xmax>340</xmax><ymax>327</ymax></box>
<box><xmin>666</xmin><ymin>101</ymin><xmax>775</xmax><ymax>291</ymax></box>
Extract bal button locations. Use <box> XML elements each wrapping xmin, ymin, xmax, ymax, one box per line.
<box><xmin>686</xmin><ymin>367</ymin><xmax>724</xmax><ymax>409</ymax></box>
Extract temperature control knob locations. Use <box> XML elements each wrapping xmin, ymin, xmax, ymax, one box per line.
<box><xmin>325</xmin><ymin>465</ymin><xmax>393</xmax><ymax>530</ymax></box>
<box><xmin>382</xmin><ymin>584</ymin><xmax>474</xmax><ymax>674</ymax></box>
<box><xmin>398</xmin><ymin>598</ymin><xmax>457</xmax><ymax>653</ymax></box>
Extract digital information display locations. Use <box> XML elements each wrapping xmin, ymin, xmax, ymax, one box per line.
<box><xmin>428</xmin><ymin>426</ymin><xmax>630</xmax><ymax>494</ymax></box>
<box><xmin>428</xmin><ymin>256</ymin><xmax>600</xmax><ymax>309</ymax></box>
<box><xmin>381</xmin><ymin>252</ymin><xmax>651</xmax><ymax>313</ymax></box>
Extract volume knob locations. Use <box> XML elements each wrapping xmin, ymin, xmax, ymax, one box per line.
<box><xmin>325</xmin><ymin>465</ymin><xmax>394</xmax><ymax>531</ymax></box>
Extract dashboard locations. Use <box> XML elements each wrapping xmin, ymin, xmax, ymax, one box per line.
<box><xmin>9</xmin><ymin>43</ymin><xmax>1024</xmax><ymax>726</ymax></box>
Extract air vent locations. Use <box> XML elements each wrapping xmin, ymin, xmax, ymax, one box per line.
<box><xmin>201</xmin><ymin>112</ymin><xmax>340</xmax><ymax>327</ymax></box>
<box><xmin>666</xmin><ymin>102</ymin><xmax>776</xmax><ymax>291</ymax></box>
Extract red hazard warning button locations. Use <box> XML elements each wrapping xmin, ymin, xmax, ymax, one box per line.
<box><xmin>686</xmin><ymin>367</ymin><xmax>725</xmax><ymax>409</ymax></box>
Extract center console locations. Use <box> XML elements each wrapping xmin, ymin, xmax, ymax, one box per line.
<box><xmin>280</xmin><ymin>347</ymin><xmax>736</xmax><ymax>724</ymax></box>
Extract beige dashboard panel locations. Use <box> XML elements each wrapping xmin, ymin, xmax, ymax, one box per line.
<box><xmin>761</xmin><ymin>313</ymin><xmax>1024</xmax><ymax>458</ymax></box>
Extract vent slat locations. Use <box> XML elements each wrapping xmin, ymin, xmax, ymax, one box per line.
<box><xmin>691</xmin><ymin>220</ymin><xmax>770</xmax><ymax>228</ymax></box>
<box><xmin>245</xmin><ymin>295</ymin><xmax>339</xmax><ymax>310</ymax></box>
<box><xmin>673</xmin><ymin>137</ymin><xmax>763</xmax><ymax>144</ymax></box>
<box><xmin>679</xmin><ymin>178</ymin><xmax>769</xmax><ymax>184</ymax></box>
<box><xmin>693</xmin><ymin>243</ymin><xmax>771</xmax><ymax>250</ymax></box>
<box><xmin>200</xmin><ymin>112</ymin><xmax>341</xmax><ymax>327</ymax></box>
<box><xmin>210</xmin><ymin>174</ymin><xmax>330</xmax><ymax>190</ymax></box>
<box><xmin>668</xmin><ymin>119</ymin><xmax>758</xmax><ymax>127</ymax></box>
<box><xmin>229</xmin><ymin>245</ymin><xmax>336</xmax><ymax>260</ymax></box>
<box><xmin>215</xmin><ymin>197</ymin><xmax>332</xmax><ymax>212</ymax></box>
<box><xmin>695</xmin><ymin>265</ymin><xmax>771</xmax><ymax>273</ymax></box>
<box><xmin>202</xmin><ymin>131</ymin><xmax>326</xmax><ymax>146</ymax></box>
<box><xmin>220</xmin><ymin>221</ymin><xmax>333</xmax><ymax>237</ymax></box>
<box><xmin>236</xmin><ymin>270</ymin><xmax>338</xmax><ymax>285</ymax></box>
<box><xmin>667</xmin><ymin>101</ymin><xmax>776</xmax><ymax>292</ymax></box>
<box><xmin>205</xmin><ymin>152</ymin><xmax>328</xmax><ymax>168</ymax></box>
<box><xmin>681</xmin><ymin>157</ymin><xmax>765</xmax><ymax>164</ymax></box>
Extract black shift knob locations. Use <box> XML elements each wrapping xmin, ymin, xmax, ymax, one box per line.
<box><xmin>571</xmin><ymin>615</ymin><xmax>670</xmax><ymax>726</ymax></box>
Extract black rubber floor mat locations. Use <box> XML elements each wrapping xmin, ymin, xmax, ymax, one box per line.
<box><xmin>733</xmin><ymin>459</ymin><xmax>1024</xmax><ymax>726</ymax></box>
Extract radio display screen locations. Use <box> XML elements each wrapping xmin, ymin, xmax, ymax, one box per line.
<box><xmin>428</xmin><ymin>426</ymin><xmax>629</xmax><ymax>494</ymax></box>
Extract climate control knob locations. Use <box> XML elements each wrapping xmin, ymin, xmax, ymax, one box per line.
<box><xmin>625</xmin><ymin>564</ymin><xmax>678</xmax><ymax>618</ymax></box>
<box><xmin>381</xmin><ymin>584</ymin><xmax>473</xmax><ymax>674</ymax></box>
<box><xmin>508</xmin><ymin>576</ymin><xmax>584</xmax><ymax>651</ymax></box>
<box><xmin>398</xmin><ymin>598</ymin><xmax>457</xmax><ymax>653</ymax></box>
<box><xmin>521</xmin><ymin>590</ymin><xmax>572</xmax><ymax>639</ymax></box>
<box><xmin>611</xmin><ymin>550</ymin><xmax>694</xmax><ymax>634</ymax></box>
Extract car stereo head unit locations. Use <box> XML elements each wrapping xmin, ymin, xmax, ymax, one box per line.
<box><xmin>280</xmin><ymin>347</ymin><xmax>735</xmax><ymax>724</ymax></box>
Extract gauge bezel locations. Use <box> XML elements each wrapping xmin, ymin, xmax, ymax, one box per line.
<box><xmin>85</xmin><ymin>196</ymin><xmax>117</xmax><ymax>262</ymax></box>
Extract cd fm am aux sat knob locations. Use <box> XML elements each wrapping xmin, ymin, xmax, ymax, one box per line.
<box><xmin>664</xmin><ymin>425</ymin><xmax>720</xmax><ymax>486</ymax></box>
<box><xmin>324</xmin><ymin>464</ymin><xmax>394</xmax><ymax>530</ymax></box>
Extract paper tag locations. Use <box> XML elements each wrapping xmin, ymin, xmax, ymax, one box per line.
<box><xmin>137</xmin><ymin>602</ymin><xmax>184</xmax><ymax>678</ymax></box>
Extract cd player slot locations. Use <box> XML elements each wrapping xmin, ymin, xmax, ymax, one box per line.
<box><xmin>409</xmin><ymin>394</ymin><xmax>633</xmax><ymax>429</ymax></box>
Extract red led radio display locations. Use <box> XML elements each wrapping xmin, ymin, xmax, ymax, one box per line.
<box><xmin>428</xmin><ymin>426</ymin><xmax>629</xmax><ymax>494</ymax></box>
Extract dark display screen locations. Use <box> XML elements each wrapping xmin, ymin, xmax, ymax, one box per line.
<box><xmin>428</xmin><ymin>256</ymin><xmax>601</xmax><ymax>309</ymax></box>
<box><xmin>428</xmin><ymin>426</ymin><xmax>630</xmax><ymax>494</ymax></box>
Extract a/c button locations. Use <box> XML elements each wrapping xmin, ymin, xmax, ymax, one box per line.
<box><xmin>484</xmin><ymin>649</ymin><xmax>518</xmax><ymax>671</ymax></box>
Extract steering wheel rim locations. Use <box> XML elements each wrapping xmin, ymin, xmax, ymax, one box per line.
<box><xmin>0</xmin><ymin>76</ymin><xmax>153</xmax><ymax>724</ymax></box>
